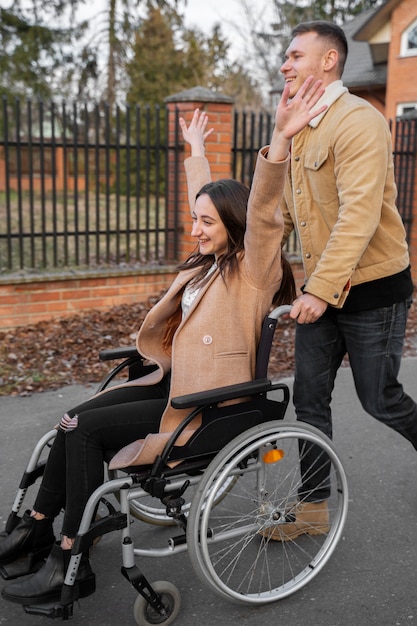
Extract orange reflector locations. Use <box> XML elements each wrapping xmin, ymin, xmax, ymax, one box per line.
<box><xmin>263</xmin><ymin>449</ymin><xmax>284</xmax><ymax>464</ymax></box>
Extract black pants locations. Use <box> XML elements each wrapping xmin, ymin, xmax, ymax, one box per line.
<box><xmin>33</xmin><ymin>378</ymin><xmax>169</xmax><ymax>537</ymax></box>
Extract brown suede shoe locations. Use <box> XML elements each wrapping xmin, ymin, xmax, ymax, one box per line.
<box><xmin>260</xmin><ymin>500</ymin><xmax>329</xmax><ymax>542</ymax></box>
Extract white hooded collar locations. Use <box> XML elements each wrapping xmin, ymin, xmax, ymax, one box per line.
<box><xmin>308</xmin><ymin>80</ymin><xmax>348</xmax><ymax>128</ymax></box>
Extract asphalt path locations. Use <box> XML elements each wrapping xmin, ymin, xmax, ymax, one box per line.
<box><xmin>1</xmin><ymin>360</ymin><xmax>417</xmax><ymax>626</ymax></box>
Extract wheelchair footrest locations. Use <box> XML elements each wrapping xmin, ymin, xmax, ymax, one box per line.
<box><xmin>24</xmin><ymin>601</ymin><xmax>73</xmax><ymax>620</ymax></box>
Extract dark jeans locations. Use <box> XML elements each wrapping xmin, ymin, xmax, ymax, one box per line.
<box><xmin>34</xmin><ymin>377</ymin><xmax>169</xmax><ymax>537</ymax></box>
<box><xmin>293</xmin><ymin>299</ymin><xmax>417</xmax><ymax>500</ymax></box>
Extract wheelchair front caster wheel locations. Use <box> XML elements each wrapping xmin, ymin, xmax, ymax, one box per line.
<box><xmin>133</xmin><ymin>581</ymin><xmax>181</xmax><ymax>625</ymax></box>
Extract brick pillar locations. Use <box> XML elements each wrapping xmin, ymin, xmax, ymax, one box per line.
<box><xmin>165</xmin><ymin>87</ymin><xmax>234</xmax><ymax>262</ymax></box>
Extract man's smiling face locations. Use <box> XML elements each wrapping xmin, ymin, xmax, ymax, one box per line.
<box><xmin>280</xmin><ymin>32</ymin><xmax>330</xmax><ymax>98</ymax></box>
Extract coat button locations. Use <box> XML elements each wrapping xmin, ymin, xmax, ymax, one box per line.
<box><xmin>305</xmin><ymin>252</ymin><xmax>311</xmax><ymax>259</ymax></box>
<box><xmin>333</xmin><ymin>293</ymin><xmax>339</xmax><ymax>299</ymax></box>
<box><xmin>203</xmin><ymin>335</ymin><xmax>213</xmax><ymax>345</ymax></box>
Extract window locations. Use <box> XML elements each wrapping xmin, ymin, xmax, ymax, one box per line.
<box><xmin>397</xmin><ymin>103</ymin><xmax>417</xmax><ymax>118</ymax></box>
<box><xmin>400</xmin><ymin>19</ymin><xmax>417</xmax><ymax>56</ymax></box>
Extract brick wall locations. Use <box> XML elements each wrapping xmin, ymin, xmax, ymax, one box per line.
<box><xmin>385</xmin><ymin>0</ymin><xmax>417</xmax><ymax>122</ymax></box>
<box><xmin>0</xmin><ymin>270</ymin><xmax>176</xmax><ymax>329</ymax></box>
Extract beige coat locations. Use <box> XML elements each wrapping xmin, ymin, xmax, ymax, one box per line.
<box><xmin>282</xmin><ymin>87</ymin><xmax>410</xmax><ymax>308</ymax></box>
<box><xmin>109</xmin><ymin>148</ymin><xmax>288</xmax><ymax>468</ymax></box>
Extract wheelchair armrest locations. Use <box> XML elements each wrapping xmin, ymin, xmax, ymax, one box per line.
<box><xmin>171</xmin><ymin>378</ymin><xmax>272</xmax><ymax>409</ymax></box>
<box><xmin>99</xmin><ymin>346</ymin><xmax>140</xmax><ymax>361</ymax></box>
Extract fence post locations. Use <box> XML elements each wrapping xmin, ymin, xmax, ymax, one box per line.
<box><xmin>408</xmin><ymin>119</ymin><xmax>417</xmax><ymax>286</ymax></box>
<box><xmin>165</xmin><ymin>87</ymin><xmax>234</xmax><ymax>262</ymax></box>
<box><xmin>409</xmin><ymin>138</ymin><xmax>417</xmax><ymax>286</ymax></box>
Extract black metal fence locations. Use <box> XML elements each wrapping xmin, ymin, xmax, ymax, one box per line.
<box><xmin>0</xmin><ymin>98</ymin><xmax>178</xmax><ymax>273</ymax></box>
<box><xmin>392</xmin><ymin>117</ymin><xmax>417</xmax><ymax>241</ymax></box>
<box><xmin>1</xmin><ymin>98</ymin><xmax>416</xmax><ymax>274</ymax></box>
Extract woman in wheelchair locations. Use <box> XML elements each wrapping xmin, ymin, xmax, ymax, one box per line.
<box><xmin>1</xmin><ymin>77</ymin><xmax>327</xmax><ymax>608</ymax></box>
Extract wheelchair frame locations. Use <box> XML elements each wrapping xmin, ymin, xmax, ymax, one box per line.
<box><xmin>2</xmin><ymin>305</ymin><xmax>349</xmax><ymax>625</ymax></box>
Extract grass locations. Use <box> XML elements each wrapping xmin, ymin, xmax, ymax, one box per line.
<box><xmin>0</xmin><ymin>190</ymin><xmax>169</xmax><ymax>272</ymax></box>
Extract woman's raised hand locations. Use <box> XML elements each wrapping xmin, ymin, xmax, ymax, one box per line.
<box><xmin>179</xmin><ymin>108</ymin><xmax>214</xmax><ymax>157</ymax></box>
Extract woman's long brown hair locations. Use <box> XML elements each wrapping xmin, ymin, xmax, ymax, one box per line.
<box><xmin>177</xmin><ymin>178</ymin><xmax>296</xmax><ymax>304</ymax></box>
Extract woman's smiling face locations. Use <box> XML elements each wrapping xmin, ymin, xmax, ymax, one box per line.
<box><xmin>191</xmin><ymin>193</ymin><xmax>228</xmax><ymax>261</ymax></box>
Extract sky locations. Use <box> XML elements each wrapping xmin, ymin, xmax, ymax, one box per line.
<box><xmin>182</xmin><ymin>0</ymin><xmax>259</xmax><ymax>59</ymax></box>
<box><xmin>74</xmin><ymin>0</ymin><xmax>257</xmax><ymax>61</ymax></box>
<box><xmin>0</xmin><ymin>0</ymin><xmax>241</xmax><ymax>29</ymax></box>
<box><xmin>183</xmin><ymin>0</ymin><xmax>242</xmax><ymax>37</ymax></box>
<box><xmin>183</xmin><ymin>0</ymin><xmax>276</xmax><ymax>92</ymax></box>
<box><xmin>183</xmin><ymin>0</ymin><xmax>234</xmax><ymax>29</ymax></box>
<box><xmin>2</xmin><ymin>0</ymin><xmax>271</xmax><ymax>63</ymax></box>
<box><xmin>3</xmin><ymin>0</ymin><xmax>274</xmax><ymax>87</ymax></box>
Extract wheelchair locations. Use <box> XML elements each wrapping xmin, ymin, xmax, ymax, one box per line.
<box><xmin>1</xmin><ymin>305</ymin><xmax>349</xmax><ymax>625</ymax></box>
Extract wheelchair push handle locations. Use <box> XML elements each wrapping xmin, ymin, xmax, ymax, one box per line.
<box><xmin>268</xmin><ymin>304</ymin><xmax>292</xmax><ymax>320</ymax></box>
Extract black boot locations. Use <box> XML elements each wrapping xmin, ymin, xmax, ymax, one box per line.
<box><xmin>0</xmin><ymin>511</ymin><xmax>55</xmax><ymax>566</ymax></box>
<box><xmin>1</xmin><ymin>543</ymin><xmax>96</xmax><ymax>605</ymax></box>
<box><xmin>0</xmin><ymin>548</ymin><xmax>50</xmax><ymax>581</ymax></box>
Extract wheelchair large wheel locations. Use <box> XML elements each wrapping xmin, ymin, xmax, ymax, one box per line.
<box><xmin>187</xmin><ymin>421</ymin><xmax>348</xmax><ymax>604</ymax></box>
<box><xmin>107</xmin><ymin>469</ymin><xmax>237</xmax><ymax>526</ymax></box>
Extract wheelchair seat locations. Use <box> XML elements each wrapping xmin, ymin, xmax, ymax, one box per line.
<box><xmin>106</xmin><ymin>306</ymin><xmax>290</xmax><ymax>470</ymax></box>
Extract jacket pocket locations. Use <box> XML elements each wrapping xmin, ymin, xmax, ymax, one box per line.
<box><xmin>214</xmin><ymin>350</ymin><xmax>248</xmax><ymax>358</ymax></box>
<box><xmin>304</xmin><ymin>146</ymin><xmax>328</xmax><ymax>171</ymax></box>
<box><xmin>303</xmin><ymin>146</ymin><xmax>338</xmax><ymax>207</ymax></box>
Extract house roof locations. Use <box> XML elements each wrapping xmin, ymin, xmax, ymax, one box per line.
<box><xmin>353</xmin><ymin>0</ymin><xmax>402</xmax><ymax>41</ymax></box>
<box><xmin>342</xmin><ymin>8</ymin><xmax>387</xmax><ymax>89</ymax></box>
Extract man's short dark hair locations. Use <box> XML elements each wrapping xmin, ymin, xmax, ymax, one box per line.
<box><xmin>292</xmin><ymin>21</ymin><xmax>348</xmax><ymax>74</ymax></box>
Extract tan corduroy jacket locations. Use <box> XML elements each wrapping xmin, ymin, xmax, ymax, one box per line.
<box><xmin>109</xmin><ymin>148</ymin><xmax>288</xmax><ymax>468</ymax></box>
<box><xmin>282</xmin><ymin>84</ymin><xmax>410</xmax><ymax>308</ymax></box>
